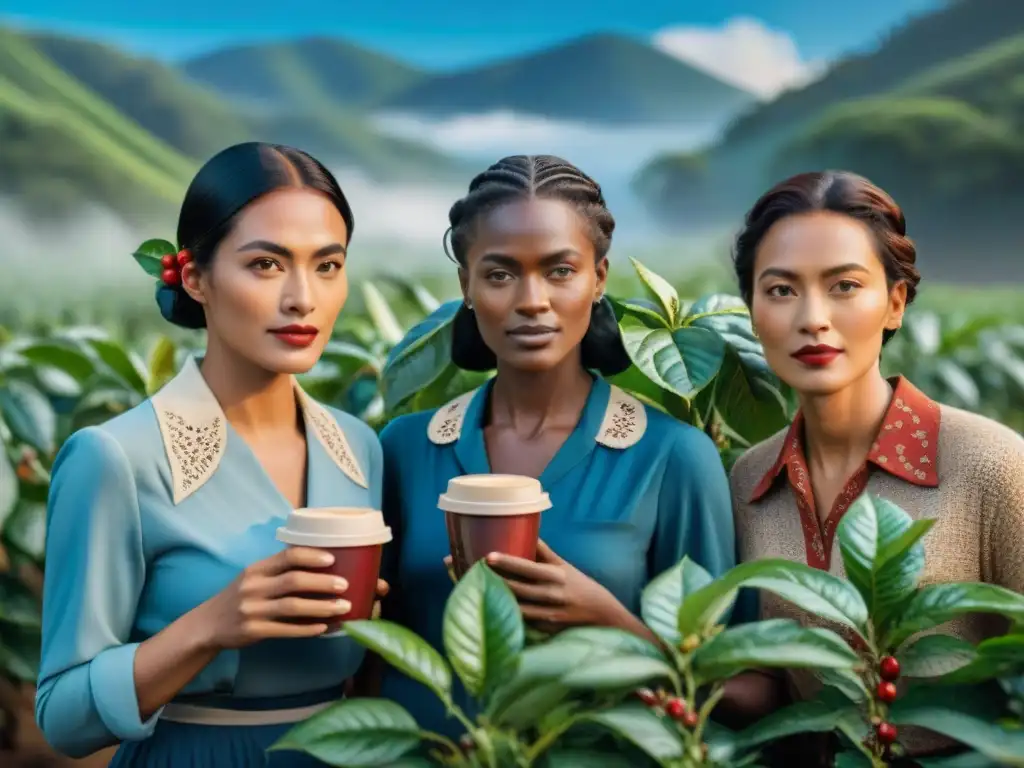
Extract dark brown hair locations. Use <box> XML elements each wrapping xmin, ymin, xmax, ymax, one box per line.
<box><xmin>733</xmin><ymin>170</ymin><xmax>920</xmax><ymax>345</ymax></box>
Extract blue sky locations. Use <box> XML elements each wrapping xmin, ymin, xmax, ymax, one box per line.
<box><xmin>3</xmin><ymin>0</ymin><xmax>944</xmax><ymax>69</ymax></box>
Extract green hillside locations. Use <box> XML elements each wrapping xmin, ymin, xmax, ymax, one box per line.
<box><xmin>181</xmin><ymin>37</ymin><xmax>425</xmax><ymax>110</ymax></box>
<box><xmin>380</xmin><ymin>32</ymin><xmax>756</xmax><ymax>125</ymax></box>
<box><xmin>637</xmin><ymin>0</ymin><xmax>1024</xmax><ymax>209</ymax></box>
<box><xmin>0</xmin><ymin>28</ymin><xmax>470</xmax><ymax>227</ymax></box>
<box><xmin>29</xmin><ymin>32</ymin><xmax>465</xmax><ymax>183</ymax></box>
<box><xmin>722</xmin><ymin>0</ymin><xmax>1024</xmax><ymax>145</ymax></box>
<box><xmin>0</xmin><ymin>29</ymin><xmax>192</xmax><ymax>223</ymax></box>
<box><xmin>29</xmin><ymin>32</ymin><xmax>252</xmax><ymax>160</ymax></box>
<box><xmin>633</xmin><ymin>0</ymin><xmax>1024</xmax><ymax>280</ymax></box>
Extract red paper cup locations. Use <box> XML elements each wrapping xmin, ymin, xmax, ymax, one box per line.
<box><xmin>276</xmin><ymin>507</ymin><xmax>392</xmax><ymax>636</ymax></box>
<box><xmin>438</xmin><ymin>475</ymin><xmax>551</xmax><ymax>578</ymax></box>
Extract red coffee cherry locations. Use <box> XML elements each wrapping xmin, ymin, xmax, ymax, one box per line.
<box><xmin>665</xmin><ymin>698</ymin><xmax>687</xmax><ymax>720</ymax></box>
<box><xmin>876</xmin><ymin>722</ymin><xmax>898</xmax><ymax>744</ymax></box>
<box><xmin>161</xmin><ymin>268</ymin><xmax>181</xmax><ymax>286</ymax></box>
<box><xmin>877</xmin><ymin>681</ymin><xmax>897</xmax><ymax>703</ymax></box>
<box><xmin>177</xmin><ymin>249</ymin><xmax>192</xmax><ymax>267</ymax></box>
<box><xmin>161</xmin><ymin>253</ymin><xmax>175</xmax><ymax>269</ymax></box>
<box><xmin>879</xmin><ymin>656</ymin><xmax>901</xmax><ymax>681</ymax></box>
<box><xmin>635</xmin><ymin>688</ymin><xmax>658</xmax><ymax>706</ymax></box>
<box><xmin>682</xmin><ymin>710</ymin><xmax>699</xmax><ymax>729</ymax></box>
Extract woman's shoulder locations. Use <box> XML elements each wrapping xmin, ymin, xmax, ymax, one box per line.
<box><xmin>938</xmin><ymin>403</ymin><xmax>1024</xmax><ymax>474</ymax></box>
<box><xmin>727</xmin><ymin>426</ymin><xmax>790</xmax><ymax>502</ymax></box>
<box><xmin>51</xmin><ymin>399</ymin><xmax>164</xmax><ymax>492</ymax></box>
<box><xmin>639</xmin><ymin>401</ymin><xmax>718</xmax><ymax>456</ymax></box>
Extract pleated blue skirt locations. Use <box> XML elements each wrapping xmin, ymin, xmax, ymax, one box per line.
<box><xmin>108</xmin><ymin>689</ymin><xmax>340</xmax><ymax>767</ymax></box>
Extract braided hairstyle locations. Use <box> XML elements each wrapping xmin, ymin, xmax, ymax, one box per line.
<box><xmin>733</xmin><ymin>170</ymin><xmax>920</xmax><ymax>345</ymax></box>
<box><xmin>158</xmin><ymin>142</ymin><xmax>355</xmax><ymax>329</ymax></box>
<box><xmin>445</xmin><ymin>155</ymin><xmax>631</xmax><ymax>375</ymax></box>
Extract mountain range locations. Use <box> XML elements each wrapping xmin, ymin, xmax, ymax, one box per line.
<box><xmin>0</xmin><ymin>27</ymin><xmax>755</xmax><ymax>229</ymax></box>
<box><xmin>634</xmin><ymin>0</ymin><xmax>1024</xmax><ymax>281</ymax></box>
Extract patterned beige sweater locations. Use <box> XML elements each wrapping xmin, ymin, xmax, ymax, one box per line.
<box><xmin>730</xmin><ymin>400</ymin><xmax>1024</xmax><ymax>755</ymax></box>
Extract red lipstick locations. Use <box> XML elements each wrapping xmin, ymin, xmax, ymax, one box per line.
<box><xmin>791</xmin><ymin>344</ymin><xmax>842</xmax><ymax>367</ymax></box>
<box><xmin>270</xmin><ymin>324</ymin><xmax>319</xmax><ymax>348</ymax></box>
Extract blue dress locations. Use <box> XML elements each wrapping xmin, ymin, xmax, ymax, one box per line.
<box><xmin>35</xmin><ymin>357</ymin><xmax>383</xmax><ymax>766</ymax></box>
<box><xmin>378</xmin><ymin>376</ymin><xmax>737</xmax><ymax>739</ymax></box>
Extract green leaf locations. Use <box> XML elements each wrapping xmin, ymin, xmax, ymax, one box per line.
<box><xmin>890</xmin><ymin>707</ymin><xmax>1024</xmax><ymax>765</ymax></box>
<box><xmin>132</xmin><ymin>238</ymin><xmax>177</xmax><ymax>278</ymax></box>
<box><xmin>917</xmin><ymin>753</ymin><xmax>1006</xmax><ymax>767</ymax></box>
<box><xmin>640</xmin><ymin>558</ymin><xmax>686</xmax><ymax>645</ymax></box>
<box><xmin>612</xmin><ymin>296</ymin><xmax>672</xmax><ymax>329</ymax></box>
<box><xmin>487</xmin><ymin>641</ymin><xmax>601</xmax><ymax>728</ymax></box>
<box><xmin>382</xmin><ymin>300</ymin><xmax>463</xmax><ymax>412</ymax></box>
<box><xmin>692</xmin><ymin>620</ymin><xmax>859</xmax><ymax>683</ymax></box>
<box><xmin>270</xmin><ymin>698</ymin><xmax>420</xmax><ymax>766</ymax></box>
<box><xmin>724</xmin><ymin>557</ymin><xmax>869</xmax><ymax>634</ymax></box>
<box><xmin>4</xmin><ymin>501</ymin><xmax>46</xmax><ymax>562</ymax></box>
<box><xmin>710</xmin><ymin>347</ymin><xmax>789</xmax><ymax>445</ymax></box>
<box><xmin>561</xmin><ymin>654</ymin><xmax>680</xmax><ymax>692</ymax></box>
<box><xmin>362</xmin><ymin>282</ymin><xmax>405</xmax><ymax>346</ymax></box>
<box><xmin>618</xmin><ymin>315</ymin><xmax>727</xmax><ymax>400</ymax></box>
<box><xmin>32</xmin><ymin>365</ymin><xmax>81</xmax><ymax>399</ymax></box>
<box><xmin>550</xmin><ymin>627</ymin><xmax>666</xmax><ymax>661</ymax></box>
<box><xmin>0</xmin><ymin>622</ymin><xmax>41</xmax><ymax>681</ymax></box>
<box><xmin>85</xmin><ymin>339</ymin><xmax>148</xmax><ymax>396</ymax></box>
<box><xmin>320</xmin><ymin>340</ymin><xmax>381</xmax><ymax>376</ymax></box>
<box><xmin>629</xmin><ymin>258</ymin><xmax>681</xmax><ymax>326</ymax></box>
<box><xmin>898</xmin><ymin>634</ymin><xmax>978</xmax><ymax>678</ymax></box>
<box><xmin>0</xmin><ymin>381</ymin><xmax>56</xmax><ymax>453</ymax></box>
<box><xmin>146</xmin><ymin>336</ymin><xmax>178</xmax><ymax>394</ymax></box>
<box><xmin>342</xmin><ymin>620</ymin><xmax>451</xmax><ymax>700</ymax></box>
<box><xmin>442</xmin><ymin>561</ymin><xmax>524</xmax><ymax>700</ymax></box>
<box><xmin>0</xmin><ymin>443</ymin><xmax>16</xmax><ymax>526</ymax></box>
<box><xmin>887</xmin><ymin>583</ymin><xmax>1024</xmax><ymax>648</ymax></box>
<box><xmin>585</xmin><ymin>701</ymin><xmax>685</xmax><ymax>762</ymax></box>
<box><xmin>17</xmin><ymin>343</ymin><xmax>96</xmax><ymax>382</ymax></box>
<box><xmin>816</xmin><ymin>667</ymin><xmax>869</xmax><ymax>702</ymax></box>
<box><xmin>835</xmin><ymin>752</ymin><xmax>874</xmax><ymax>768</ymax></box>
<box><xmin>0</xmin><ymin>575</ymin><xmax>42</xmax><ymax>628</ymax></box>
<box><xmin>938</xmin><ymin>634</ymin><xmax>1024</xmax><ymax>685</ymax></box>
<box><xmin>543</xmin><ymin>749</ymin><xmax>638</xmax><ymax>767</ymax></box>
<box><xmin>732</xmin><ymin>698</ymin><xmax>862</xmax><ymax>752</ymax></box>
<box><xmin>677</xmin><ymin>559</ymin><xmax>740</xmax><ymax>638</ymax></box>
<box><xmin>837</xmin><ymin>495</ymin><xmax>934</xmax><ymax>624</ymax></box>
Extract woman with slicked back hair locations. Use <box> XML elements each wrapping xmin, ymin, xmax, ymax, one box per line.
<box><xmin>36</xmin><ymin>143</ymin><xmax>386</xmax><ymax>766</ymax></box>
<box><xmin>724</xmin><ymin>171</ymin><xmax>1024</xmax><ymax>763</ymax></box>
<box><xmin>373</xmin><ymin>155</ymin><xmax>738</xmax><ymax>739</ymax></box>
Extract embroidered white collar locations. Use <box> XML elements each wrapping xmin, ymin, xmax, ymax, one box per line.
<box><xmin>427</xmin><ymin>383</ymin><xmax>647</xmax><ymax>449</ymax></box>
<box><xmin>151</xmin><ymin>357</ymin><xmax>368</xmax><ymax>505</ymax></box>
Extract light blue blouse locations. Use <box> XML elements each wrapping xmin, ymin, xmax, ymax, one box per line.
<box><xmin>378</xmin><ymin>375</ymin><xmax>737</xmax><ymax>738</ymax></box>
<box><xmin>35</xmin><ymin>357</ymin><xmax>383</xmax><ymax>761</ymax></box>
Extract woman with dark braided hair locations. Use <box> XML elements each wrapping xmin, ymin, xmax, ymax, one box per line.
<box><xmin>376</xmin><ymin>155</ymin><xmax>737</xmax><ymax>737</ymax></box>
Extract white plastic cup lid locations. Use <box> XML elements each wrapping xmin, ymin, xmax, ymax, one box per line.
<box><xmin>438</xmin><ymin>474</ymin><xmax>552</xmax><ymax>517</ymax></box>
<box><xmin>276</xmin><ymin>507</ymin><xmax>393</xmax><ymax>548</ymax></box>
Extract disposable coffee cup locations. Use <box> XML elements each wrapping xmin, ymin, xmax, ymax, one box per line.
<box><xmin>276</xmin><ymin>507</ymin><xmax>392</xmax><ymax>636</ymax></box>
<box><xmin>438</xmin><ymin>475</ymin><xmax>551</xmax><ymax>578</ymax></box>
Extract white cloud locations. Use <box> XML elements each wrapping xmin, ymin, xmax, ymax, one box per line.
<box><xmin>652</xmin><ymin>17</ymin><xmax>827</xmax><ymax>100</ymax></box>
<box><xmin>372</xmin><ymin>110</ymin><xmax>718</xmax><ymax>175</ymax></box>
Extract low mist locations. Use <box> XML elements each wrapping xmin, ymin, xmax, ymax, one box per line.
<box><xmin>1</xmin><ymin>112</ymin><xmax>729</xmax><ymax>321</ymax></box>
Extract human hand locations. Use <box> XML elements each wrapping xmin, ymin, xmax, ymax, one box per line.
<box><xmin>485</xmin><ymin>540</ymin><xmax>624</xmax><ymax>632</ymax></box>
<box><xmin>198</xmin><ymin>547</ymin><xmax>353</xmax><ymax>649</ymax></box>
<box><xmin>372</xmin><ymin>578</ymin><xmax>389</xmax><ymax>619</ymax></box>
